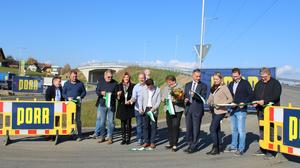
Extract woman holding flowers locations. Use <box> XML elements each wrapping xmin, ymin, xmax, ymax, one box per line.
<box><xmin>162</xmin><ymin>75</ymin><xmax>185</xmax><ymax>152</ymax></box>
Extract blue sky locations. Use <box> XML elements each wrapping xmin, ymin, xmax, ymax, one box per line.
<box><xmin>0</xmin><ymin>0</ymin><xmax>299</xmax><ymax>78</ymax></box>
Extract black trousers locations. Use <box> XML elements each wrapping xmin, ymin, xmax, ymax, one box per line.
<box><xmin>121</xmin><ymin>119</ymin><xmax>132</xmax><ymax>140</ymax></box>
<box><xmin>209</xmin><ymin>112</ymin><xmax>225</xmax><ymax>146</ymax></box>
<box><xmin>143</xmin><ymin>107</ymin><xmax>157</xmax><ymax>144</ymax></box>
<box><xmin>185</xmin><ymin>105</ymin><xmax>204</xmax><ymax>150</ymax></box>
<box><xmin>166</xmin><ymin>111</ymin><xmax>183</xmax><ymax>146</ymax></box>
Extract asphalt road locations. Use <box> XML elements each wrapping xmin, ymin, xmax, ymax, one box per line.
<box><xmin>0</xmin><ymin>115</ymin><xmax>299</xmax><ymax>168</ymax></box>
<box><xmin>0</xmin><ymin>86</ymin><xmax>300</xmax><ymax>168</ymax></box>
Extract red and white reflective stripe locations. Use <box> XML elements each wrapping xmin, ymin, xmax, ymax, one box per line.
<box><xmin>294</xmin><ymin>148</ymin><xmax>300</xmax><ymax>155</ymax></box>
<box><xmin>54</xmin><ymin>102</ymin><xmax>67</xmax><ymax>113</ymax></box>
<box><xmin>14</xmin><ymin>129</ymin><xmax>50</xmax><ymax>135</ymax></box>
<box><xmin>269</xmin><ymin>107</ymin><xmax>283</xmax><ymax>122</ymax></box>
<box><xmin>268</xmin><ymin>143</ymin><xmax>274</xmax><ymax>150</ymax></box>
<box><xmin>289</xmin><ymin>147</ymin><xmax>300</xmax><ymax>155</ymax></box>
<box><xmin>274</xmin><ymin>107</ymin><xmax>283</xmax><ymax>122</ymax></box>
<box><xmin>0</xmin><ymin>102</ymin><xmax>12</xmax><ymax>113</ymax></box>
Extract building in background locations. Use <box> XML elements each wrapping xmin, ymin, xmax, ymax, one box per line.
<box><xmin>51</xmin><ymin>65</ymin><xmax>60</xmax><ymax>76</ymax></box>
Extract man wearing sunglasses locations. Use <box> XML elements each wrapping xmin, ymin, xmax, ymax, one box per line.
<box><xmin>253</xmin><ymin>67</ymin><xmax>282</xmax><ymax>158</ymax></box>
<box><xmin>91</xmin><ymin>70</ymin><xmax>118</xmax><ymax>144</ymax></box>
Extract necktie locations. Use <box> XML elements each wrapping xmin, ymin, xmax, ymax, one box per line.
<box><xmin>55</xmin><ymin>89</ymin><xmax>61</xmax><ymax>101</ymax></box>
<box><xmin>190</xmin><ymin>82</ymin><xmax>196</xmax><ymax>103</ymax></box>
<box><xmin>192</xmin><ymin>82</ymin><xmax>196</xmax><ymax>91</ymax></box>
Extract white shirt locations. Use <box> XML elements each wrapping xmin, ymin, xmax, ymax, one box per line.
<box><xmin>132</xmin><ymin>83</ymin><xmax>146</xmax><ymax>111</ymax></box>
<box><xmin>233</xmin><ymin>80</ymin><xmax>240</xmax><ymax>95</ymax></box>
<box><xmin>147</xmin><ymin>89</ymin><xmax>155</xmax><ymax>107</ymax></box>
<box><xmin>191</xmin><ymin>81</ymin><xmax>198</xmax><ymax>92</ymax></box>
<box><xmin>55</xmin><ymin>89</ymin><xmax>61</xmax><ymax>101</ymax></box>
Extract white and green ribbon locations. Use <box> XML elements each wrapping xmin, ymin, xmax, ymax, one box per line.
<box><xmin>105</xmin><ymin>92</ymin><xmax>112</xmax><ymax>108</ymax></box>
<box><xmin>191</xmin><ymin>90</ymin><xmax>206</xmax><ymax>104</ymax></box>
<box><xmin>146</xmin><ymin>111</ymin><xmax>156</xmax><ymax>122</ymax></box>
<box><xmin>166</xmin><ymin>95</ymin><xmax>175</xmax><ymax>115</ymax></box>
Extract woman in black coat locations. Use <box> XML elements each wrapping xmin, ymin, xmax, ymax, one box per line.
<box><xmin>116</xmin><ymin>72</ymin><xmax>135</xmax><ymax>145</ymax></box>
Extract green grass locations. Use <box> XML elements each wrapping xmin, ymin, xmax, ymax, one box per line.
<box><xmin>81</xmin><ymin>100</ymin><xmax>166</xmax><ymax>127</ymax></box>
<box><xmin>0</xmin><ymin>66</ymin><xmax>46</xmax><ymax>77</ymax></box>
<box><xmin>81</xmin><ymin>66</ymin><xmax>180</xmax><ymax>127</ymax></box>
<box><xmin>114</xmin><ymin>66</ymin><xmax>180</xmax><ymax>87</ymax></box>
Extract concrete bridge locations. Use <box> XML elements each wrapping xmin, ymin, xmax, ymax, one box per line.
<box><xmin>77</xmin><ymin>61</ymin><xmax>195</xmax><ymax>83</ymax></box>
<box><xmin>77</xmin><ymin>62</ymin><xmax>128</xmax><ymax>83</ymax></box>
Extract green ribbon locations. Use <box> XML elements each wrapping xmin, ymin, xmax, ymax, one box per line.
<box><xmin>105</xmin><ymin>92</ymin><xmax>112</xmax><ymax>108</ymax></box>
<box><xmin>191</xmin><ymin>90</ymin><xmax>206</xmax><ymax>104</ymax></box>
<box><xmin>166</xmin><ymin>96</ymin><xmax>175</xmax><ymax>115</ymax></box>
<box><xmin>214</xmin><ymin>101</ymin><xmax>274</xmax><ymax>108</ymax></box>
<box><xmin>146</xmin><ymin>111</ymin><xmax>156</xmax><ymax>122</ymax></box>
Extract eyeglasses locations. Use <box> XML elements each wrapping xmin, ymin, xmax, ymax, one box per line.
<box><xmin>107</xmin><ymin>76</ymin><xmax>112</xmax><ymax>78</ymax></box>
<box><xmin>260</xmin><ymin>75</ymin><xmax>269</xmax><ymax>78</ymax></box>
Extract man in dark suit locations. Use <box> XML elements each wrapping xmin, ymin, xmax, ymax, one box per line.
<box><xmin>184</xmin><ymin>69</ymin><xmax>207</xmax><ymax>153</ymax></box>
<box><xmin>45</xmin><ymin>76</ymin><xmax>64</xmax><ymax>141</ymax></box>
<box><xmin>45</xmin><ymin>76</ymin><xmax>64</xmax><ymax>101</ymax></box>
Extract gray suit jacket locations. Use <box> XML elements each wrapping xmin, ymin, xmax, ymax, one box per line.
<box><xmin>138</xmin><ymin>86</ymin><xmax>161</xmax><ymax>116</ymax></box>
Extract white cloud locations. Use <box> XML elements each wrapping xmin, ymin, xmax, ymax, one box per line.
<box><xmin>168</xmin><ymin>59</ymin><xmax>198</xmax><ymax>68</ymax></box>
<box><xmin>277</xmin><ymin>65</ymin><xmax>300</xmax><ymax>79</ymax></box>
<box><xmin>80</xmin><ymin>59</ymin><xmax>199</xmax><ymax>71</ymax></box>
<box><xmin>140</xmin><ymin>59</ymin><xmax>198</xmax><ymax>69</ymax></box>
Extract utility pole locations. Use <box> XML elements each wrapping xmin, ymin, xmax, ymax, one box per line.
<box><xmin>199</xmin><ymin>0</ymin><xmax>205</xmax><ymax>69</ymax></box>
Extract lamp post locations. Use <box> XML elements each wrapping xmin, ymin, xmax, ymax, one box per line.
<box><xmin>199</xmin><ymin>0</ymin><xmax>205</xmax><ymax>69</ymax></box>
<box><xmin>198</xmin><ymin>0</ymin><xmax>218</xmax><ymax>68</ymax></box>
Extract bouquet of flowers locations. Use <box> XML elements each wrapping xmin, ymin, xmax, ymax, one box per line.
<box><xmin>170</xmin><ymin>88</ymin><xmax>184</xmax><ymax>101</ymax></box>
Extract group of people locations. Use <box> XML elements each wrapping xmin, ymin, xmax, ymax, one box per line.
<box><xmin>206</xmin><ymin>67</ymin><xmax>281</xmax><ymax>158</ymax></box>
<box><xmin>45</xmin><ymin>70</ymin><xmax>87</xmax><ymax>141</ymax></box>
<box><xmin>45</xmin><ymin>67</ymin><xmax>281</xmax><ymax>158</ymax></box>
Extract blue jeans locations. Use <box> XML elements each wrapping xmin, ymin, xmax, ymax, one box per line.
<box><xmin>230</xmin><ymin>111</ymin><xmax>247</xmax><ymax>152</ymax></box>
<box><xmin>135</xmin><ymin>110</ymin><xmax>143</xmax><ymax>141</ymax></box>
<box><xmin>94</xmin><ymin>105</ymin><xmax>102</xmax><ymax>136</ymax></box>
<box><xmin>95</xmin><ymin>105</ymin><xmax>115</xmax><ymax>139</ymax></box>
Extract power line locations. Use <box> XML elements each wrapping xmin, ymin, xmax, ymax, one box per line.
<box><xmin>225</xmin><ymin>0</ymin><xmax>280</xmax><ymax>47</ymax></box>
<box><xmin>213</xmin><ymin>0</ymin><xmax>222</xmax><ymax>17</ymax></box>
<box><xmin>205</xmin><ymin>0</ymin><xmax>222</xmax><ymax>38</ymax></box>
<box><xmin>212</xmin><ymin>0</ymin><xmax>248</xmax><ymax>43</ymax></box>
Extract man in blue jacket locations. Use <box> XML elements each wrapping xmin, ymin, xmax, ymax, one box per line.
<box><xmin>62</xmin><ymin>70</ymin><xmax>86</xmax><ymax>141</ymax></box>
<box><xmin>225</xmin><ymin>68</ymin><xmax>254</xmax><ymax>156</ymax></box>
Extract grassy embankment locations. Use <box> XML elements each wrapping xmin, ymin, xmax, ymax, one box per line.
<box><xmin>81</xmin><ymin>66</ymin><xmax>191</xmax><ymax>127</ymax></box>
<box><xmin>0</xmin><ymin>66</ymin><xmax>46</xmax><ymax>76</ymax></box>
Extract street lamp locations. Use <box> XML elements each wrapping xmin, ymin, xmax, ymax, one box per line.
<box><xmin>199</xmin><ymin>0</ymin><xmax>206</xmax><ymax>69</ymax></box>
<box><xmin>197</xmin><ymin>10</ymin><xmax>218</xmax><ymax>67</ymax></box>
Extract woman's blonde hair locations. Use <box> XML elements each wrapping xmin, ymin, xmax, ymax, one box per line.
<box><xmin>213</xmin><ymin>72</ymin><xmax>225</xmax><ymax>86</ymax></box>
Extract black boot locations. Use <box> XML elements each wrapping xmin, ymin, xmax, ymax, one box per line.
<box><xmin>207</xmin><ymin>145</ymin><xmax>220</xmax><ymax>155</ymax></box>
<box><xmin>126</xmin><ymin>131</ymin><xmax>131</xmax><ymax>145</ymax></box>
<box><xmin>210</xmin><ymin>145</ymin><xmax>220</xmax><ymax>155</ymax></box>
<box><xmin>121</xmin><ymin>133</ymin><xmax>126</xmax><ymax>145</ymax></box>
<box><xmin>126</xmin><ymin>124</ymin><xmax>132</xmax><ymax>145</ymax></box>
<box><xmin>206</xmin><ymin>146</ymin><xmax>215</xmax><ymax>155</ymax></box>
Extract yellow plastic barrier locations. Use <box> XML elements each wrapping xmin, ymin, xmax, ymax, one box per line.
<box><xmin>0</xmin><ymin>99</ymin><xmax>77</xmax><ymax>145</ymax></box>
<box><xmin>259</xmin><ymin>104</ymin><xmax>300</xmax><ymax>156</ymax></box>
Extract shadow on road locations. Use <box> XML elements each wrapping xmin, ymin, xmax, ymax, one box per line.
<box><xmin>222</xmin><ymin>132</ymin><xmax>259</xmax><ymax>152</ymax></box>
